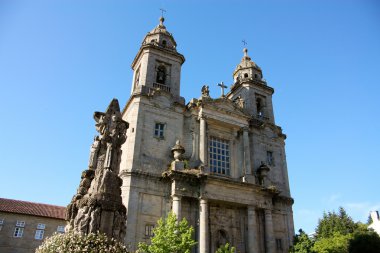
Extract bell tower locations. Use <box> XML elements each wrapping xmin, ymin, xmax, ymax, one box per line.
<box><xmin>131</xmin><ymin>16</ymin><xmax>185</xmax><ymax>98</ymax></box>
<box><xmin>227</xmin><ymin>48</ymin><xmax>275</xmax><ymax>123</ymax></box>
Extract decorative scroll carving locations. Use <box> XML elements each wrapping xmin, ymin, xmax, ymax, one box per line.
<box><xmin>66</xmin><ymin>99</ymin><xmax>129</xmax><ymax>242</ymax></box>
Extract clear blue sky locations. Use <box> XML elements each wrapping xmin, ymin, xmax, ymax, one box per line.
<box><xmin>0</xmin><ymin>0</ymin><xmax>379</xmax><ymax>234</ymax></box>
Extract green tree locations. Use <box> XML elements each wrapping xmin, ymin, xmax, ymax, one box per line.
<box><xmin>215</xmin><ymin>243</ymin><xmax>236</xmax><ymax>253</ymax></box>
<box><xmin>348</xmin><ymin>230</ymin><xmax>380</xmax><ymax>253</ymax></box>
<box><xmin>312</xmin><ymin>232</ymin><xmax>352</xmax><ymax>253</ymax></box>
<box><xmin>315</xmin><ymin>207</ymin><xmax>357</xmax><ymax>239</ymax></box>
<box><xmin>289</xmin><ymin>229</ymin><xmax>315</xmax><ymax>253</ymax></box>
<box><xmin>36</xmin><ymin>231</ymin><xmax>128</xmax><ymax>253</ymax></box>
<box><xmin>138</xmin><ymin>212</ymin><xmax>197</xmax><ymax>253</ymax></box>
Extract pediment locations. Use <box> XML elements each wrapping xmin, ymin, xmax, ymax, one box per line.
<box><xmin>203</xmin><ymin>98</ymin><xmax>250</xmax><ymax>118</ymax></box>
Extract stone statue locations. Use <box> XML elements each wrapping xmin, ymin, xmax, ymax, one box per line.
<box><xmin>201</xmin><ymin>85</ymin><xmax>210</xmax><ymax>98</ymax></box>
<box><xmin>66</xmin><ymin>99</ymin><xmax>129</xmax><ymax>242</ymax></box>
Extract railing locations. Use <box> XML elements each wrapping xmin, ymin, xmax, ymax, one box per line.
<box><xmin>256</xmin><ymin>114</ymin><xmax>270</xmax><ymax>121</ymax></box>
<box><xmin>153</xmin><ymin>82</ymin><xmax>171</xmax><ymax>92</ymax></box>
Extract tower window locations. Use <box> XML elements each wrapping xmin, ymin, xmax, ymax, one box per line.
<box><xmin>154</xmin><ymin>123</ymin><xmax>165</xmax><ymax>139</ymax></box>
<box><xmin>254</xmin><ymin>74</ymin><xmax>258</xmax><ymax>79</ymax></box>
<box><xmin>267</xmin><ymin>151</ymin><xmax>274</xmax><ymax>166</ymax></box>
<box><xmin>244</xmin><ymin>73</ymin><xmax>248</xmax><ymax>78</ymax></box>
<box><xmin>256</xmin><ymin>97</ymin><xmax>265</xmax><ymax>117</ymax></box>
<box><xmin>135</xmin><ymin>67</ymin><xmax>140</xmax><ymax>87</ymax></box>
<box><xmin>209</xmin><ymin>136</ymin><xmax>230</xmax><ymax>175</ymax></box>
<box><xmin>156</xmin><ymin>65</ymin><xmax>166</xmax><ymax>84</ymax></box>
<box><xmin>162</xmin><ymin>40</ymin><xmax>167</xmax><ymax>47</ymax></box>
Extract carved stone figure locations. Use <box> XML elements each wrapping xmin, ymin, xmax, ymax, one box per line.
<box><xmin>201</xmin><ymin>85</ymin><xmax>210</xmax><ymax>97</ymax></box>
<box><xmin>66</xmin><ymin>99</ymin><xmax>129</xmax><ymax>241</ymax></box>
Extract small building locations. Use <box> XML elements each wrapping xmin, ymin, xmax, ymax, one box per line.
<box><xmin>369</xmin><ymin>211</ymin><xmax>380</xmax><ymax>236</ymax></box>
<box><xmin>0</xmin><ymin>198</ymin><xmax>66</xmax><ymax>253</ymax></box>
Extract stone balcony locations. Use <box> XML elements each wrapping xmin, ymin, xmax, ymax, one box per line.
<box><xmin>153</xmin><ymin>82</ymin><xmax>171</xmax><ymax>92</ymax></box>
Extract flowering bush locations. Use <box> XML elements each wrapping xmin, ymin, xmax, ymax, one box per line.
<box><xmin>36</xmin><ymin>231</ymin><xmax>128</xmax><ymax>253</ymax></box>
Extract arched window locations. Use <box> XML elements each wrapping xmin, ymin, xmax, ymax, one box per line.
<box><xmin>162</xmin><ymin>40</ymin><xmax>167</xmax><ymax>47</ymax></box>
<box><xmin>156</xmin><ymin>65</ymin><xmax>166</xmax><ymax>84</ymax></box>
<box><xmin>244</xmin><ymin>73</ymin><xmax>248</xmax><ymax>78</ymax></box>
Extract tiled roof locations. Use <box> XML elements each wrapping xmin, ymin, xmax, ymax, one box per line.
<box><xmin>0</xmin><ymin>198</ymin><xmax>66</xmax><ymax>220</ymax></box>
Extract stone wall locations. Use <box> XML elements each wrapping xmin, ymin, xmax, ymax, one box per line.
<box><xmin>0</xmin><ymin>212</ymin><xmax>66</xmax><ymax>253</ymax></box>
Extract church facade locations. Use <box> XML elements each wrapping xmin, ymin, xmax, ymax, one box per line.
<box><xmin>119</xmin><ymin>17</ymin><xmax>294</xmax><ymax>253</ymax></box>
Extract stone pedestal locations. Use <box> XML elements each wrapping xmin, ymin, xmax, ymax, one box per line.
<box><xmin>171</xmin><ymin>161</ymin><xmax>184</xmax><ymax>171</ymax></box>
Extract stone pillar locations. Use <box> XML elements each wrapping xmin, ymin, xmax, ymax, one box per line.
<box><xmin>199</xmin><ymin>198</ymin><xmax>209</xmax><ymax>253</ymax></box>
<box><xmin>172</xmin><ymin>195</ymin><xmax>182</xmax><ymax>221</ymax></box>
<box><xmin>243</xmin><ymin>128</ymin><xmax>254</xmax><ymax>183</ymax></box>
<box><xmin>247</xmin><ymin>206</ymin><xmax>259</xmax><ymax>253</ymax></box>
<box><xmin>243</xmin><ymin>128</ymin><xmax>251</xmax><ymax>175</ymax></box>
<box><xmin>199</xmin><ymin>116</ymin><xmax>207</xmax><ymax>171</ymax></box>
<box><xmin>264</xmin><ymin>209</ymin><xmax>275</xmax><ymax>253</ymax></box>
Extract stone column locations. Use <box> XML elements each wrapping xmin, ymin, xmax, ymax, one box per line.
<box><xmin>172</xmin><ymin>195</ymin><xmax>182</xmax><ymax>221</ymax></box>
<box><xmin>242</xmin><ymin>127</ymin><xmax>254</xmax><ymax>183</ymax></box>
<box><xmin>199</xmin><ymin>116</ymin><xmax>207</xmax><ymax>171</ymax></box>
<box><xmin>199</xmin><ymin>198</ymin><xmax>209</xmax><ymax>253</ymax></box>
<box><xmin>264</xmin><ymin>209</ymin><xmax>275</xmax><ymax>253</ymax></box>
<box><xmin>247</xmin><ymin>206</ymin><xmax>259</xmax><ymax>253</ymax></box>
<box><xmin>243</xmin><ymin>128</ymin><xmax>251</xmax><ymax>175</ymax></box>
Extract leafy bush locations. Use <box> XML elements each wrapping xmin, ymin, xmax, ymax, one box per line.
<box><xmin>138</xmin><ymin>212</ymin><xmax>197</xmax><ymax>253</ymax></box>
<box><xmin>215</xmin><ymin>243</ymin><xmax>236</xmax><ymax>253</ymax></box>
<box><xmin>36</xmin><ymin>231</ymin><xmax>128</xmax><ymax>253</ymax></box>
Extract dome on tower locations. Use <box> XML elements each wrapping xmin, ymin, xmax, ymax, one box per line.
<box><xmin>233</xmin><ymin>48</ymin><xmax>263</xmax><ymax>82</ymax></box>
<box><xmin>142</xmin><ymin>16</ymin><xmax>177</xmax><ymax>51</ymax></box>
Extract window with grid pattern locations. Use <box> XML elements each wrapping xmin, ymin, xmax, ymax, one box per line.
<box><xmin>209</xmin><ymin>136</ymin><xmax>230</xmax><ymax>175</ymax></box>
<box><xmin>145</xmin><ymin>224</ymin><xmax>154</xmax><ymax>237</ymax></box>
<box><xmin>154</xmin><ymin>123</ymin><xmax>165</xmax><ymax>138</ymax></box>
<box><xmin>35</xmin><ymin>229</ymin><xmax>44</xmax><ymax>240</ymax></box>
<box><xmin>13</xmin><ymin>227</ymin><xmax>24</xmax><ymax>237</ymax></box>
<box><xmin>37</xmin><ymin>223</ymin><xmax>45</xmax><ymax>229</ymax></box>
<box><xmin>57</xmin><ymin>225</ymin><xmax>65</xmax><ymax>233</ymax></box>
<box><xmin>16</xmin><ymin>221</ymin><xmax>25</xmax><ymax>227</ymax></box>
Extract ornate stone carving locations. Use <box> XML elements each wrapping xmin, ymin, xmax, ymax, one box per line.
<box><xmin>66</xmin><ymin>99</ymin><xmax>129</xmax><ymax>242</ymax></box>
<box><xmin>201</xmin><ymin>85</ymin><xmax>210</xmax><ymax>98</ymax></box>
<box><xmin>171</xmin><ymin>140</ymin><xmax>185</xmax><ymax>162</ymax></box>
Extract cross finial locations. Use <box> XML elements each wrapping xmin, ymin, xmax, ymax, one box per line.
<box><xmin>242</xmin><ymin>40</ymin><xmax>247</xmax><ymax>46</ymax></box>
<box><xmin>160</xmin><ymin>8</ymin><xmax>166</xmax><ymax>18</ymax></box>
<box><xmin>217</xmin><ymin>81</ymin><xmax>228</xmax><ymax>97</ymax></box>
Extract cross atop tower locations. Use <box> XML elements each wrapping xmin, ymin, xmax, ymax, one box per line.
<box><xmin>160</xmin><ymin>8</ymin><xmax>166</xmax><ymax>18</ymax></box>
<box><xmin>242</xmin><ymin>40</ymin><xmax>247</xmax><ymax>46</ymax></box>
<box><xmin>218</xmin><ymin>82</ymin><xmax>228</xmax><ymax>97</ymax></box>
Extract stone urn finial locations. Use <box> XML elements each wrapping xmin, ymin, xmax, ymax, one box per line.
<box><xmin>171</xmin><ymin>140</ymin><xmax>185</xmax><ymax>161</ymax></box>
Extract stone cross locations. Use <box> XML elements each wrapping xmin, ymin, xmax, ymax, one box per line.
<box><xmin>242</xmin><ymin>39</ymin><xmax>247</xmax><ymax>46</ymax></box>
<box><xmin>218</xmin><ymin>81</ymin><xmax>228</xmax><ymax>97</ymax></box>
